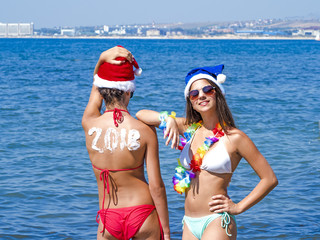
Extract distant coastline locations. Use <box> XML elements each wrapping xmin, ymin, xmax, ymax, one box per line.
<box><xmin>2</xmin><ymin>19</ymin><xmax>319</xmax><ymax>41</ymax></box>
<box><xmin>0</xmin><ymin>35</ymin><xmax>317</xmax><ymax>40</ymax></box>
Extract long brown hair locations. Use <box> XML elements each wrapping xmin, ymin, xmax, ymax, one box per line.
<box><xmin>185</xmin><ymin>80</ymin><xmax>236</xmax><ymax>133</ymax></box>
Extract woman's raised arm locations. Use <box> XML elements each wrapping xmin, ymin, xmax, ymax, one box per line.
<box><xmin>82</xmin><ymin>86</ymin><xmax>103</xmax><ymax>128</ymax></box>
<box><xmin>93</xmin><ymin>46</ymin><xmax>133</xmax><ymax>76</ymax></box>
<box><xmin>82</xmin><ymin>46</ymin><xmax>134</xmax><ymax>128</ymax></box>
<box><xmin>136</xmin><ymin>109</ymin><xmax>186</xmax><ymax>149</ymax></box>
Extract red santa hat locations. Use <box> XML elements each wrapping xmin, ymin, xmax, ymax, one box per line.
<box><xmin>93</xmin><ymin>48</ymin><xmax>142</xmax><ymax>92</ymax></box>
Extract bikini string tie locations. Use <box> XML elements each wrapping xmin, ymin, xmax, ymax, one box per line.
<box><xmin>221</xmin><ymin>212</ymin><xmax>232</xmax><ymax>237</ymax></box>
<box><xmin>99</xmin><ymin>169</ymin><xmax>110</xmax><ymax>196</ymax></box>
<box><xmin>96</xmin><ymin>209</ymin><xmax>107</xmax><ymax>233</ymax></box>
<box><xmin>112</xmin><ymin>108</ymin><xmax>122</xmax><ymax>127</ymax></box>
<box><xmin>104</xmin><ymin>108</ymin><xmax>130</xmax><ymax>127</ymax></box>
<box><xmin>97</xmin><ymin>169</ymin><xmax>110</xmax><ymax>234</ymax></box>
<box><xmin>98</xmin><ymin>168</ymin><xmax>110</xmax><ymax>229</ymax></box>
<box><xmin>91</xmin><ymin>162</ymin><xmax>143</xmax><ymax>234</ymax></box>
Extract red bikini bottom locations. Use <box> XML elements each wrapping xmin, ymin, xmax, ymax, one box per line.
<box><xmin>97</xmin><ymin>204</ymin><xmax>163</xmax><ymax>240</ymax></box>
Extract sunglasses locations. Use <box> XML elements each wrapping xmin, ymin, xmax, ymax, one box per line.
<box><xmin>189</xmin><ymin>85</ymin><xmax>216</xmax><ymax>100</ymax></box>
<box><xmin>130</xmin><ymin>92</ymin><xmax>134</xmax><ymax>98</ymax></box>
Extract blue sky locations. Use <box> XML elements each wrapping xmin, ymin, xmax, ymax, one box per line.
<box><xmin>1</xmin><ymin>0</ymin><xmax>319</xmax><ymax>28</ymax></box>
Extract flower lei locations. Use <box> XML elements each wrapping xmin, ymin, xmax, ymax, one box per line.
<box><xmin>172</xmin><ymin>162</ymin><xmax>196</xmax><ymax>194</ymax></box>
<box><xmin>172</xmin><ymin>121</ymin><xmax>225</xmax><ymax>194</ymax></box>
<box><xmin>159</xmin><ymin>111</ymin><xmax>176</xmax><ymax>133</ymax></box>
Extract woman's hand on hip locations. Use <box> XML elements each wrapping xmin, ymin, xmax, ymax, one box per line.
<box><xmin>209</xmin><ymin>194</ymin><xmax>241</xmax><ymax>215</ymax></box>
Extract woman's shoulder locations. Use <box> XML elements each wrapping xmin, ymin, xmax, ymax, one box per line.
<box><xmin>82</xmin><ymin>114</ymin><xmax>104</xmax><ymax>132</ymax></box>
<box><xmin>225</xmin><ymin>127</ymin><xmax>250</xmax><ymax>142</ymax></box>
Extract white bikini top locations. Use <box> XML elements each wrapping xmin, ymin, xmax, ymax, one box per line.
<box><xmin>180</xmin><ymin>131</ymin><xmax>233</xmax><ymax>174</ymax></box>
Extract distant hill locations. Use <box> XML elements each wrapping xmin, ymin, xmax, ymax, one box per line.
<box><xmin>266</xmin><ymin>20</ymin><xmax>320</xmax><ymax>29</ymax></box>
<box><xmin>154</xmin><ymin>19</ymin><xmax>320</xmax><ymax>30</ymax></box>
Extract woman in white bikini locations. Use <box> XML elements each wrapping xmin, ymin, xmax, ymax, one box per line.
<box><xmin>136</xmin><ymin>64</ymin><xmax>278</xmax><ymax>239</ymax></box>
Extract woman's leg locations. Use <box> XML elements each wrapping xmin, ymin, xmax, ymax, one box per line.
<box><xmin>201</xmin><ymin>216</ymin><xmax>237</xmax><ymax>240</ymax></box>
<box><xmin>97</xmin><ymin>221</ymin><xmax>118</xmax><ymax>240</ymax></box>
<box><xmin>182</xmin><ymin>221</ymin><xmax>199</xmax><ymax>240</ymax></box>
<box><xmin>133</xmin><ymin>209</ymin><xmax>161</xmax><ymax>240</ymax></box>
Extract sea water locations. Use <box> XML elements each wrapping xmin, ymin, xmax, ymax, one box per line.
<box><xmin>0</xmin><ymin>38</ymin><xmax>319</xmax><ymax>239</ymax></box>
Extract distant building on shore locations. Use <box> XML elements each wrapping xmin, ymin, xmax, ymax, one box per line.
<box><xmin>146</xmin><ymin>29</ymin><xmax>160</xmax><ymax>37</ymax></box>
<box><xmin>235</xmin><ymin>29</ymin><xmax>264</xmax><ymax>36</ymax></box>
<box><xmin>61</xmin><ymin>28</ymin><xmax>75</xmax><ymax>36</ymax></box>
<box><xmin>109</xmin><ymin>27</ymin><xmax>126</xmax><ymax>35</ymax></box>
<box><xmin>103</xmin><ymin>25</ymin><xmax>109</xmax><ymax>33</ymax></box>
<box><xmin>0</xmin><ymin>22</ymin><xmax>34</xmax><ymax>37</ymax></box>
<box><xmin>292</xmin><ymin>29</ymin><xmax>320</xmax><ymax>37</ymax></box>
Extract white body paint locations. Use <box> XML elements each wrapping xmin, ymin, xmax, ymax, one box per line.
<box><xmin>127</xmin><ymin>129</ymin><xmax>141</xmax><ymax>151</ymax></box>
<box><xmin>120</xmin><ymin>129</ymin><xmax>127</xmax><ymax>150</ymax></box>
<box><xmin>88</xmin><ymin>127</ymin><xmax>140</xmax><ymax>152</ymax></box>
<box><xmin>104</xmin><ymin>128</ymin><xmax>119</xmax><ymax>152</ymax></box>
<box><xmin>88</xmin><ymin>127</ymin><xmax>104</xmax><ymax>153</ymax></box>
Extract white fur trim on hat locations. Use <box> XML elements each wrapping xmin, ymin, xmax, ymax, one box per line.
<box><xmin>93</xmin><ymin>74</ymin><xmax>136</xmax><ymax>92</ymax></box>
<box><xmin>184</xmin><ymin>73</ymin><xmax>225</xmax><ymax>99</ymax></box>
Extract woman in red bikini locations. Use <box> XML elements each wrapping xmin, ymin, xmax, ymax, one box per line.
<box><xmin>82</xmin><ymin>46</ymin><xmax>170</xmax><ymax>240</ymax></box>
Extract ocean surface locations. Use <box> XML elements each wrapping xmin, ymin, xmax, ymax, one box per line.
<box><xmin>0</xmin><ymin>38</ymin><xmax>319</xmax><ymax>240</ymax></box>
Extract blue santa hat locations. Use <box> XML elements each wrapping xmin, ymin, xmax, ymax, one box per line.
<box><xmin>184</xmin><ymin>64</ymin><xmax>226</xmax><ymax>99</ymax></box>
